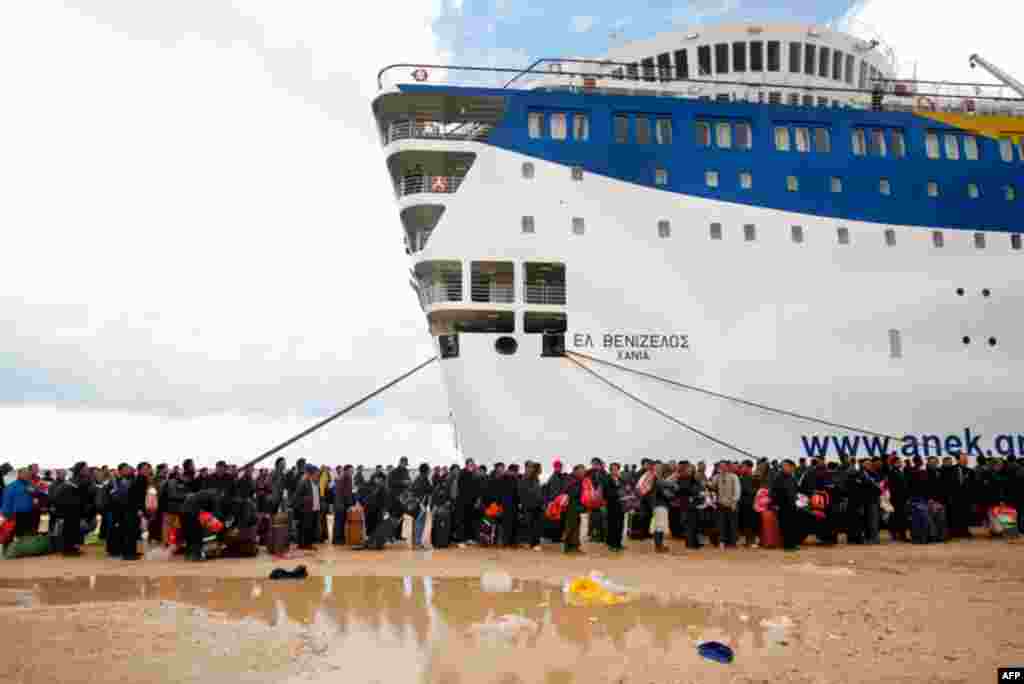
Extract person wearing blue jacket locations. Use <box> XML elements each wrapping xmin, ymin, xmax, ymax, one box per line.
<box><xmin>1</xmin><ymin>468</ymin><xmax>38</xmax><ymax>538</ymax></box>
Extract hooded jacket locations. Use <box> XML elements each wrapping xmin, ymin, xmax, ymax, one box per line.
<box><xmin>1</xmin><ymin>479</ymin><xmax>34</xmax><ymax>517</ymax></box>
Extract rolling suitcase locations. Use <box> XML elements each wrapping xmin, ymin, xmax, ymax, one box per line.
<box><xmin>268</xmin><ymin>524</ymin><xmax>290</xmax><ymax>555</ymax></box>
<box><xmin>431</xmin><ymin>504</ymin><xmax>451</xmax><ymax>549</ymax></box>
<box><xmin>345</xmin><ymin>504</ymin><xmax>366</xmax><ymax>547</ymax></box>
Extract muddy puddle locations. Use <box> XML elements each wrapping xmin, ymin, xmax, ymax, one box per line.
<box><xmin>0</xmin><ymin>573</ymin><xmax>802</xmax><ymax>683</ymax></box>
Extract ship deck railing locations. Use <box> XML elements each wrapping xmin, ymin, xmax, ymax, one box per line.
<box><xmin>419</xmin><ymin>284</ymin><xmax>463</xmax><ymax>305</ymax></box>
<box><xmin>524</xmin><ymin>284</ymin><xmax>567</xmax><ymax>306</ymax></box>
<box><xmin>378</xmin><ymin>60</ymin><xmax>1024</xmax><ymax>120</ymax></box>
<box><xmin>395</xmin><ymin>174</ymin><xmax>464</xmax><ymax>198</ymax></box>
<box><xmin>470</xmin><ymin>284</ymin><xmax>515</xmax><ymax>304</ymax></box>
<box><xmin>386</xmin><ymin>120</ymin><xmax>494</xmax><ymax>144</ymax></box>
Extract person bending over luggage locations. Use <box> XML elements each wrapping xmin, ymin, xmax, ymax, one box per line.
<box><xmin>182</xmin><ymin>489</ymin><xmax>224</xmax><ymax>561</ymax></box>
<box><xmin>294</xmin><ymin>464</ymin><xmax>322</xmax><ymax>550</ymax></box>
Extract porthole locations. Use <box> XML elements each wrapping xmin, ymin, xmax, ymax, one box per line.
<box><xmin>962</xmin><ymin>336</ymin><xmax>971</xmax><ymax>345</ymax></box>
<box><xmin>989</xmin><ymin>337</ymin><xmax>998</xmax><ymax>347</ymax></box>
<box><xmin>956</xmin><ymin>288</ymin><xmax>964</xmax><ymax>296</ymax></box>
<box><xmin>495</xmin><ymin>336</ymin><xmax>518</xmax><ymax>355</ymax></box>
<box><xmin>982</xmin><ymin>288</ymin><xmax>991</xmax><ymax>297</ymax></box>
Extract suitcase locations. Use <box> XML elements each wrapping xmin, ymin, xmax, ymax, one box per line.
<box><xmin>346</xmin><ymin>505</ymin><xmax>366</xmax><ymax>547</ymax></box>
<box><xmin>268</xmin><ymin>524</ymin><xmax>290</xmax><ymax>555</ymax></box>
<box><xmin>431</xmin><ymin>505</ymin><xmax>451</xmax><ymax>549</ymax></box>
<box><xmin>478</xmin><ymin>518</ymin><xmax>497</xmax><ymax>546</ymax></box>
<box><xmin>366</xmin><ymin>517</ymin><xmax>397</xmax><ymax>551</ymax></box>
<box><xmin>759</xmin><ymin>510</ymin><xmax>781</xmax><ymax>549</ymax></box>
<box><xmin>910</xmin><ymin>500</ymin><xmax>930</xmax><ymax>544</ymax></box>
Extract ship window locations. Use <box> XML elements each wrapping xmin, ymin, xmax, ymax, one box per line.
<box><xmin>832</xmin><ymin>50</ymin><xmax>844</xmax><ymax>80</ymax></box>
<box><xmin>1000</xmin><ymin>138</ymin><xmax>1014</xmax><ymax>162</ymax></box>
<box><xmin>1006</xmin><ymin>185</ymin><xmax>1017</xmax><ymax>201</ymax></box>
<box><xmin>788</xmin><ymin>42</ymin><xmax>801</xmax><ymax>73</ymax></box>
<box><xmin>710</xmin><ymin>222</ymin><xmax>723</xmax><ymax>240</ymax></box>
<box><xmin>892</xmin><ymin>130</ymin><xmax>907</xmax><ymax>158</ymax></box>
<box><xmin>696</xmin><ymin>121</ymin><xmax>711</xmax><ymax>147</ymax></box>
<box><xmin>705</xmin><ymin>170</ymin><xmax>719</xmax><ymax>188</ymax></box>
<box><xmin>1012</xmin><ymin>234</ymin><xmax>1022</xmax><ymax>250</ymax></box>
<box><xmin>837</xmin><ymin>227</ymin><xmax>850</xmax><ymax>245</ymax></box>
<box><xmin>831</xmin><ymin>176</ymin><xmax>843</xmax><ymax>193</ymax></box>
<box><xmin>627</xmin><ymin>63</ymin><xmax>639</xmax><ymax>80</ymax></box>
<box><xmin>528</xmin><ymin>112</ymin><xmax>543</xmax><ymax>139</ymax></box>
<box><xmin>852</xmin><ymin>129</ymin><xmax>866</xmax><ymax>156</ymax></box>
<box><xmin>571</xmin><ymin>165</ymin><xmax>584</xmax><ymax>181</ymax></box>
<box><xmin>674</xmin><ymin>49</ymin><xmax>689</xmax><ymax>79</ymax></box>
<box><xmin>814</xmin><ymin>128</ymin><xmax>831</xmax><ymax>153</ymax></box>
<box><xmin>698</xmin><ymin>46</ymin><xmax>712</xmax><ymax>76</ymax></box>
<box><xmin>944</xmin><ymin>133</ymin><xmax>960</xmax><ymax>160</ymax></box>
<box><xmin>715</xmin><ymin>43</ymin><xmax>729</xmax><ymax>74</ymax></box>
<box><xmin>550</xmin><ymin>112</ymin><xmax>567</xmax><ymax>140</ymax></box>
<box><xmin>858</xmin><ymin>62</ymin><xmax>868</xmax><ymax>89</ymax></box>
<box><xmin>636</xmin><ymin>116</ymin><xmax>651</xmax><ymax>144</ymax></box>
<box><xmin>885</xmin><ymin>228</ymin><xmax>896</xmax><ymax>246</ymax></box>
<box><xmin>845</xmin><ymin>54</ymin><xmax>855</xmax><ymax>84</ymax></box>
<box><xmin>968</xmin><ymin>182</ymin><xmax>980</xmax><ymax>199</ymax></box>
<box><xmin>889</xmin><ymin>329</ymin><xmax>902</xmax><ymax>359</ymax></box>
<box><xmin>750</xmin><ymin>41</ymin><xmax>764</xmax><ymax>71</ymax></box>
<box><xmin>732</xmin><ymin>42</ymin><xmax>746</xmax><ymax>72</ymax></box>
<box><xmin>769</xmin><ymin>91</ymin><xmax>782</xmax><ymax>105</ymax></box>
<box><xmin>614</xmin><ymin>115</ymin><xmax>629</xmax><ymax>144</ymax></box>
<box><xmin>963</xmin><ymin>135</ymin><xmax>979</xmax><ymax>160</ymax></box>
<box><xmin>656</xmin><ymin>117</ymin><xmax>673</xmax><ymax>144</ymax></box>
<box><xmin>786</xmin><ymin>175</ymin><xmax>799</xmax><ymax>192</ymax></box>
<box><xmin>932</xmin><ymin>230</ymin><xmax>945</xmax><ymax>248</ymax></box>
<box><xmin>767</xmin><ymin>41</ymin><xmax>781</xmax><ymax>71</ymax></box>
<box><xmin>974</xmin><ymin>232</ymin><xmax>986</xmax><ymax>249</ymax></box>
<box><xmin>524</xmin><ymin>312</ymin><xmax>567</xmax><ymax>334</ymax></box>
<box><xmin>804</xmin><ymin>43</ymin><xmax>816</xmax><ymax>75</ymax></box>
<box><xmin>744</xmin><ymin>224</ymin><xmax>756</xmax><ymax>242</ymax></box>
<box><xmin>430</xmin><ymin>310</ymin><xmax>514</xmax><ymax>335</ymax></box>
<box><xmin>818</xmin><ymin>46</ymin><xmax>830</xmax><ymax>78</ymax></box>
<box><xmin>716</xmin><ymin>122</ymin><xmax>732</xmax><ymax>148</ymax></box>
<box><xmin>791</xmin><ymin>225</ymin><xmax>804</xmax><ymax>243</ymax></box>
<box><xmin>794</xmin><ymin>127</ymin><xmax>810</xmax><ymax>152</ymax></box>
<box><xmin>521</xmin><ymin>162</ymin><xmax>534</xmax><ymax>179</ymax></box>
<box><xmin>927</xmin><ymin>181</ymin><xmax>939</xmax><ymax>197</ymax></box>
<box><xmin>573</xmin><ymin>114</ymin><xmax>590</xmax><ymax>141</ymax></box>
<box><xmin>655</xmin><ymin>167</ymin><xmax>668</xmax><ymax>186</ymax></box>
<box><xmin>657</xmin><ymin>53</ymin><xmax>672</xmax><ymax>81</ymax></box>
<box><xmin>740</xmin><ymin>171</ymin><xmax>752</xmax><ymax>189</ymax></box>
<box><xmin>879</xmin><ymin>178</ymin><xmax>891</xmax><ymax>196</ymax></box>
<box><xmin>571</xmin><ymin>217</ymin><xmax>585</xmax><ymax>235</ymax></box>
<box><xmin>658</xmin><ymin>220</ymin><xmax>671</xmax><ymax>238</ymax></box>
<box><xmin>471</xmin><ymin>261</ymin><xmax>515</xmax><ymax>304</ymax></box>
<box><xmin>869</xmin><ymin>128</ymin><xmax>887</xmax><ymax>156</ymax></box>
<box><xmin>774</xmin><ymin>126</ymin><xmax>791</xmax><ymax>151</ymax></box>
<box><xmin>524</xmin><ymin>263</ymin><xmax>566</xmax><ymax>305</ymax></box>
<box><xmin>642</xmin><ymin>57</ymin><xmax>656</xmax><ymax>82</ymax></box>
<box><xmin>735</xmin><ymin>122</ymin><xmax>752</xmax><ymax>149</ymax></box>
<box><xmin>521</xmin><ymin>216</ymin><xmax>535</xmax><ymax>234</ymax></box>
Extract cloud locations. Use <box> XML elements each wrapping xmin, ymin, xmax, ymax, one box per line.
<box><xmin>839</xmin><ymin>0</ymin><xmax>1023</xmax><ymax>82</ymax></box>
<box><xmin>0</xmin><ymin>1</ymin><xmax>458</xmax><ymax>466</ymax></box>
<box><xmin>569</xmin><ymin>15</ymin><xmax>596</xmax><ymax>34</ymax></box>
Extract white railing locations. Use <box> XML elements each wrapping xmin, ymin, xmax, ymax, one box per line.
<box><xmin>396</xmin><ymin>175</ymin><xmax>464</xmax><ymax>198</ymax></box>
<box><xmin>524</xmin><ymin>283</ymin><xmax>567</xmax><ymax>306</ymax></box>
<box><xmin>419</xmin><ymin>283</ymin><xmax>463</xmax><ymax>305</ymax></box>
<box><xmin>471</xmin><ymin>284</ymin><xmax>514</xmax><ymax>304</ymax></box>
<box><xmin>386</xmin><ymin>120</ymin><xmax>494</xmax><ymax>144</ymax></box>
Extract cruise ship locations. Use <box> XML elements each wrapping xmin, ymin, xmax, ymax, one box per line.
<box><xmin>372</xmin><ymin>23</ymin><xmax>1024</xmax><ymax>466</ymax></box>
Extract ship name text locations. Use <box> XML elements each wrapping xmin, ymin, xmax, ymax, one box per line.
<box><xmin>572</xmin><ymin>333</ymin><xmax>690</xmax><ymax>361</ymax></box>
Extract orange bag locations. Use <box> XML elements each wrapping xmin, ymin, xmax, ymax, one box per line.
<box><xmin>484</xmin><ymin>503</ymin><xmax>504</xmax><ymax>518</ymax></box>
<box><xmin>0</xmin><ymin>517</ymin><xmax>13</xmax><ymax>545</ymax></box>
<box><xmin>581</xmin><ymin>477</ymin><xmax>605</xmax><ymax>511</ymax></box>
<box><xmin>545</xmin><ymin>494</ymin><xmax>568</xmax><ymax>522</ymax></box>
<box><xmin>760</xmin><ymin>510</ymin><xmax>781</xmax><ymax>549</ymax></box>
<box><xmin>198</xmin><ymin>511</ymin><xmax>224</xmax><ymax>533</ymax></box>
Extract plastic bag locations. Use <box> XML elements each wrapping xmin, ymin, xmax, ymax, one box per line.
<box><xmin>753</xmin><ymin>488</ymin><xmax>772</xmax><ymax>513</ymax></box>
<box><xmin>581</xmin><ymin>477</ymin><xmax>605</xmax><ymax>511</ymax></box>
<box><xmin>545</xmin><ymin>494</ymin><xmax>568</xmax><ymax>522</ymax></box>
<box><xmin>198</xmin><ymin>511</ymin><xmax>224</xmax><ymax>533</ymax></box>
<box><xmin>564</xmin><ymin>572</ymin><xmax>630</xmax><ymax>607</ymax></box>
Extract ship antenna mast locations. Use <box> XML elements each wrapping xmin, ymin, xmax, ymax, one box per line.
<box><xmin>969</xmin><ymin>54</ymin><xmax>1024</xmax><ymax>99</ymax></box>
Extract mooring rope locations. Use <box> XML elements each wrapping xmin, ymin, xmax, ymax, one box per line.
<box><xmin>565</xmin><ymin>353</ymin><xmax>762</xmax><ymax>462</ymax></box>
<box><xmin>243</xmin><ymin>356</ymin><xmax>438</xmax><ymax>470</ymax></box>
<box><xmin>567</xmin><ymin>350</ymin><xmax>898</xmax><ymax>441</ymax></box>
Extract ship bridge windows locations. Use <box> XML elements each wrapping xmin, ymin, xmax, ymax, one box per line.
<box><xmin>697</xmin><ymin>46</ymin><xmax>712</xmax><ymax>76</ymax></box>
<box><xmin>776</xmin><ymin>124</ymin><xmax>829</xmax><ymax>154</ymax></box>
<box><xmin>804</xmin><ymin>44</ymin><xmax>816</xmax><ymax>76</ymax></box>
<box><xmin>698</xmin><ymin>119</ymin><xmax>752</xmax><ymax>150</ymax></box>
<box><xmin>429</xmin><ymin>310</ymin><xmax>514</xmax><ymax>335</ymax></box>
<box><xmin>732</xmin><ymin>42</ymin><xmax>746</xmax><ymax>72</ymax></box>
<box><xmin>528</xmin><ymin>110</ymin><xmax>590</xmax><ymax>142</ymax></box>
<box><xmin>714</xmin><ymin>43</ymin><xmax>729</xmax><ymax>74</ymax></box>
<box><xmin>401</xmin><ymin>205</ymin><xmax>445</xmax><ymax>254</ymax></box>
<box><xmin>788</xmin><ymin>42</ymin><xmax>801</xmax><ymax>74</ymax></box>
<box><xmin>524</xmin><ymin>312</ymin><xmax>567</xmax><ymax>334</ymax></box>
<box><xmin>766</xmin><ymin>41</ymin><xmax>781</xmax><ymax>72</ymax></box>
<box><xmin>524</xmin><ymin>263</ymin><xmax>566</xmax><ymax>305</ymax></box>
<box><xmin>415</xmin><ymin>261</ymin><xmax>463</xmax><ymax>306</ymax></box>
<box><xmin>852</xmin><ymin>127</ymin><xmax>904</xmax><ymax>158</ymax></box>
<box><xmin>748</xmin><ymin>41</ymin><xmax>763</xmax><ymax>71</ymax></box>
<box><xmin>927</xmin><ymin>130</ymin><xmax>984</xmax><ymax>161</ymax></box>
<box><xmin>831</xmin><ymin>49</ymin><xmax>843</xmax><ymax>80</ymax></box>
<box><xmin>657</xmin><ymin>53</ymin><xmax>672</xmax><ymax>81</ymax></box>
<box><xmin>674</xmin><ymin>49</ymin><xmax>689</xmax><ymax>80</ymax></box>
<box><xmin>471</xmin><ymin>262</ymin><xmax>514</xmax><ymax>304</ymax></box>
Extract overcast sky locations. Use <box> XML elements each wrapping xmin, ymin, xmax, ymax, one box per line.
<box><xmin>1</xmin><ymin>0</ymin><xmax>1019</xmax><ymax>469</ymax></box>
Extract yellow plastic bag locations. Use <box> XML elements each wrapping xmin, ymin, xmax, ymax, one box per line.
<box><xmin>566</xmin><ymin>577</ymin><xmax>627</xmax><ymax>606</ymax></box>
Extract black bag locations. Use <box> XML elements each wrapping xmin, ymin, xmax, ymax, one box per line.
<box><xmin>366</xmin><ymin>516</ymin><xmax>397</xmax><ymax>551</ymax></box>
<box><xmin>431</xmin><ymin>504</ymin><xmax>451</xmax><ymax>549</ymax></box>
<box><xmin>398</xmin><ymin>491</ymin><xmax>420</xmax><ymax>518</ymax></box>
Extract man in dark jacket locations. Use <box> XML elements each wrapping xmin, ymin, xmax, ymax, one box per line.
<box><xmin>945</xmin><ymin>455</ymin><xmax>974</xmax><ymax>537</ymax></box>
<box><xmin>293</xmin><ymin>464</ymin><xmax>321</xmax><ymax>550</ymax></box>
<box><xmin>518</xmin><ymin>461</ymin><xmax>545</xmax><ymax>550</ymax></box>
<box><xmin>118</xmin><ymin>462</ymin><xmax>151</xmax><ymax>561</ymax></box>
<box><xmin>410</xmin><ymin>464</ymin><xmax>432</xmax><ymax>549</ymax></box>
<box><xmin>771</xmin><ymin>460</ymin><xmax>801</xmax><ymax>551</ymax></box>
<box><xmin>389</xmin><ymin>458</ymin><xmax>412</xmax><ymax>541</ymax></box>
<box><xmin>497</xmin><ymin>464</ymin><xmax>520</xmax><ymax>547</ymax></box>
<box><xmin>332</xmin><ymin>465</ymin><xmax>356</xmax><ymax>545</ymax></box>
<box><xmin>605</xmin><ymin>462</ymin><xmax>625</xmax><ymax>551</ymax></box>
<box><xmin>52</xmin><ymin>462</ymin><xmax>93</xmax><ymax>556</ymax></box>
<box><xmin>454</xmin><ymin>459</ymin><xmax>480</xmax><ymax>543</ymax></box>
<box><xmin>105</xmin><ymin>463</ymin><xmax>133</xmax><ymax>558</ymax></box>
<box><xmin>884</xmin><ymin>456</ymin><xmax>908</xmax><ymax>541</ymax></box>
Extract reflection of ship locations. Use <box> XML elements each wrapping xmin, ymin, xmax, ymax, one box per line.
<box><xmin>374</xmin><ymin>23</ymin><xmax>1024</xmax><ymax>465</ymax></box>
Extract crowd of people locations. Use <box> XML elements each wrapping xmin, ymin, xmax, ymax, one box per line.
<box><xmin>0</xmin><ymin>452</ymin><xmax>1021</xmax><ymax>560</ymax></box>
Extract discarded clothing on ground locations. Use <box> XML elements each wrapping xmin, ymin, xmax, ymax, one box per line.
<box><xmin>269</xmin><ymin>564</ymin><xmax>308</xmax><ymax>580</ymax></box>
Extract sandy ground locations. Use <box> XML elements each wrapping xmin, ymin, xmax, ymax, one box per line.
<box><xmin>0</xmin><ymin>529</ymin><xmax>1021</xmax><ymax>684</ymax></box>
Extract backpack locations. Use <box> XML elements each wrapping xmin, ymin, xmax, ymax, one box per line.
<box><xmin>582</xmin><ymin>477</ymin><xmax>605</xmax><ymax>511</ymax></box>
